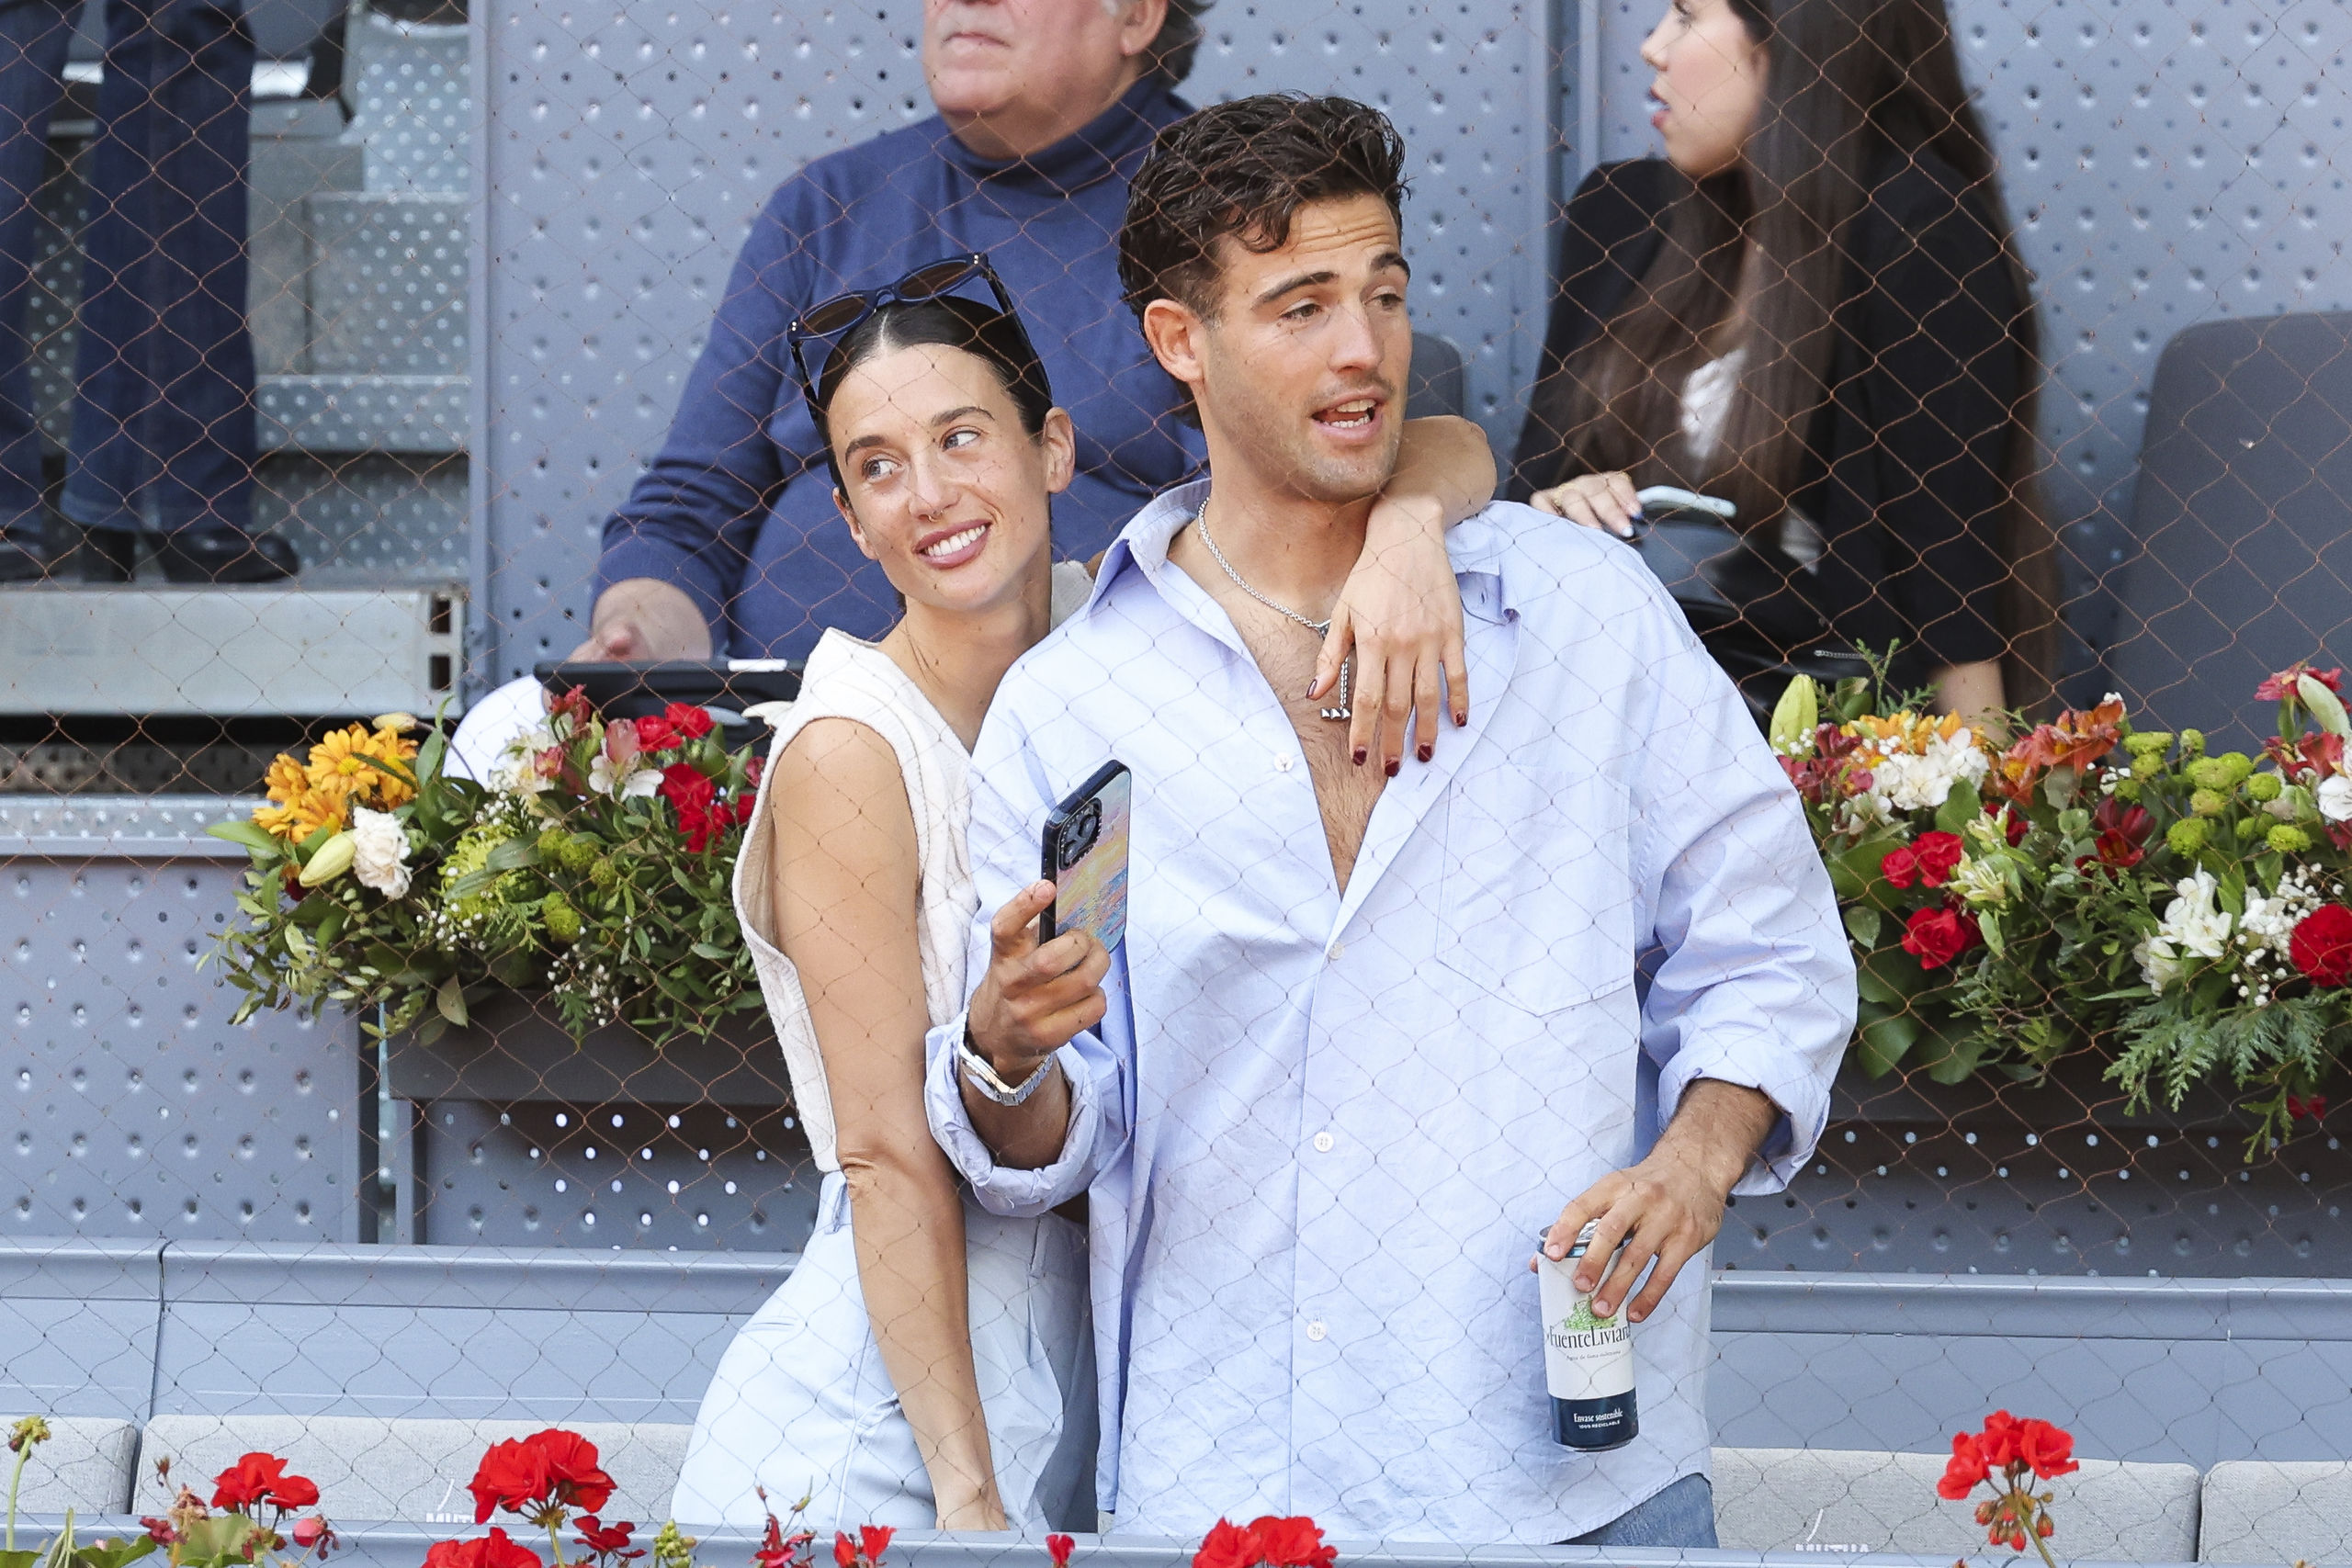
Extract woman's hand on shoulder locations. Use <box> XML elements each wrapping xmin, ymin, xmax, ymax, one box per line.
<box><xmin>1529</xmin><ymin>470</ymin><xmax>1643</xmax><ymax>538</ymax></box>
<box><xmin>1324</xmin><ymin>495</ymin><xmax>1469</xmax><ymax>774</ymax></box>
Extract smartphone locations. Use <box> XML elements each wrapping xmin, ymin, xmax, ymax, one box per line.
<box><xmin>1633</xmin><ymin>484</ymin><xmax>1738</xmax><ymax>527</ymax></box>
<box><xmin>1039</xmin><ymin>760</ymin><xmax>1131</xmax><ymax>954</ymax></box>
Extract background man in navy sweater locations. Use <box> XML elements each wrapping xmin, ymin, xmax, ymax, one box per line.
<box><xmin>577</xmin><ymin>0</ymin><xmax>1208</xmax><ymax>661</ymax></box>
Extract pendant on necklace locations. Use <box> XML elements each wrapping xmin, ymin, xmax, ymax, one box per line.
<box><xmin>1320</xmin><ymin>650</ymin><xmax>1351</xmax><ymax>722</ymax></box>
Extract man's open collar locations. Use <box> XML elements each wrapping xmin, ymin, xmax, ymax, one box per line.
<box><xmin>1080</xmin><ymin>479</ymin><xmax>1526</xmax><ymax>626</ymax></box>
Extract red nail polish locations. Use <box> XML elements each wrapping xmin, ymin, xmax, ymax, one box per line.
<box><xmin>1384</xmin><ymin>759</ymin><xmax>1399</xmax><ymax>778</ymax></box>
<box><xmin>1418</xmin><ymin>746</ymin><xmax>1432</xmax><ymax>762</ymax></box>
<box><xmin>1352</xmin><ymin>748</ymin><xmax>1366</xmax><ymax>765</ymax></box>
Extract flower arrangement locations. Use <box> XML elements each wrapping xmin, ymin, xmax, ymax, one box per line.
<box><xmin>1936</xmin><ymin>1411</ymin><xmax>2079</xmax><ymax>1566</ymax></box>
<box><xmin>2</xmin><ymin>1419</ymin><xmax>339</xmax><ymax>1568</ymax></box>
<box><xmin>208</xmin><ymin>694</ymin><xmax>765</xmax><ymax>1048</ymax></box>
<box><xmin>1777</xmin><ymin>656</ymin><xmax>2352</xmax><ymax>1149</ymax></box>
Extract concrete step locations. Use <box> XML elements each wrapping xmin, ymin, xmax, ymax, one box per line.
<box><xmin>0</xmin><ymin>585</ymin><xmax>464</xmax><ymax>716</ymax></box>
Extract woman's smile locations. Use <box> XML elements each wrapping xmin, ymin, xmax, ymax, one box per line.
<box><xmin>915</xmin><ymin>519</ymin><xmax>994</xmax><ymax>568</ymax></box>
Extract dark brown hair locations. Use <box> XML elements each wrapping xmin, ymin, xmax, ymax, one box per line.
<box><xmin>1530</xmin><ymin>0</ymin><xmax>2058</xmax><ymax>707</ymax></box>
<box><xmin>1118</xmin><ymin>92</ymin><xmax>1408</xmax><ymax>324</ymax></box>
<box><xmin>810</xmin><ymin>297</ymin><xmax>1054</xmax><ymax>490</ymax></box>
<box><xmin>1145</xmin><ymin>0</ymin><xmax>1212</xmax><ymax>85</ymax></box>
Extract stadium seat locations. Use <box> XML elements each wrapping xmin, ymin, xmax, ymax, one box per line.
<box><xmin>2195</xmin><ymin>1461</ymin><xmax>2352</xmax><ymax>1563</ymax></box>
<box><xmin>0</xmin><ymin>1416</ymin><xmax>141</xmax><ymax>1514</ymax></box>
<box><xmin>1712</xmin><ymin>1447</ymin><xmax>2200</xmax><ymax>1561</ymax></box>
<box><xmin>2104</xmin><ymin>310</ymin><xmax>2352</xmax><ymax>750</ymax></box>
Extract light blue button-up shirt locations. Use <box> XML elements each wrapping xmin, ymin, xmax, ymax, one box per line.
<box><xmin>926</xmin><ymin>479</ymin><xmax>1854</xmax><ymax>1544</ymax></box>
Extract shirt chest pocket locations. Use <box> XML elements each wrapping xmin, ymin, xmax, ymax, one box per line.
<box><xmin>1435</xmin><ymin>763</ymin><xmax>1636</xmax><ymax>1016</ymax></box>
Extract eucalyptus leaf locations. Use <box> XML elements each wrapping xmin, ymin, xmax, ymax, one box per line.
<box><xmin>1842</xmin><ymin>905</ymin><xmax>1883</xmax><ymax>950</ymax></box>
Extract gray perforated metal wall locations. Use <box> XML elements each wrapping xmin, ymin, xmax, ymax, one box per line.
<box><xmin>0</xmin><ymin>802</ymin><xmax>364</xmax><ymax>1245</ymax></box>
<box><xmin>1585</xmin><ymin>0</ymin><xmax>2352</xmax><ymax>546</ymax></box>
<box><xmin>475</xmin><ymin>0</ymin><xmax>1557</xmax><ymax>682</ymax></box>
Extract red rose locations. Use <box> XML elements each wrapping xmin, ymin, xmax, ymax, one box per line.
<box><xmin>633</xmin><ymin>716</ymin><xmax>677</xmax><ymax>751</ymax></box>
<box><xmin>1881</xmin><ymin>845</ymin><xmax>1920</xmax><ymax>889</ymax></box>
<box><xmin>1914</xmin><ymin>830</ymin><xmax>1965</xmax><ymax>887</ymax></box>
<box><xmin>1901</xmin><ymin>906</ymin><xmax>1981</xmax><ymax>970</ymax></box>
<box><xmin>2291</xmin><ymin>905</ymin><xmax>2352</xmax><ymax>987</ymax></box>
<box><xmin>212</xmin><ymin>1452</ymin><xmax>318</xmax><ymax>1513</ymax></box>
<box><xmin>1936</xmin><ymin>1431</ymin><xmax>1990</xmax><ymax>1500</ymax></box>
<box><xmin>424</xmin><ymin>1529</ymin><xmax>544</xmax><ymax>1568</ymax></box>
<box><xmin>1047</xmin><ymin>1537</ymin><xmax>1075</xmax><ymax>1568</ymax></box>
<box><xmin>664</xmin><ymin>702</ymin><xmax>715</xmax><ymax>740</ymax></box>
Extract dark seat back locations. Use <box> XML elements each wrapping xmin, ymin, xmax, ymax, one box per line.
<box><xmin>2106</xmin><ymin>310</ymin><xmax>2352</xmax><ymax>749</ymax></box>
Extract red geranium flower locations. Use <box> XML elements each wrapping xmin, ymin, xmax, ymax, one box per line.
<box><xmin>1047</xmin><ymin>1536</ymin><xmax>1076</xmax><ymax>1568</ymax></box>
<box><xmin>2256</xmin><ymin>662</ymin><xmax>2344</xmax><ymax>702</ymax></box>
<box><xmin>1937</xmin><ymin>1431</ymin><xmax>1990</xmax><ymax>1500</ymax></box>
<box><xmin>211</xmin><ymin>1452</ymin><xmax>320</xmax><ymax>1513</ymax></box>
<box><xmin>831</xmin><ymin>1527</ymin><xmax>893</xmax><ymax>1568</ymax></box>
<box><xmin>2289</xmin><ymin>1094</ymin><xmax>2331</xmax><ymax>1122</ymax></box>
<box><xmin>2291</xmin><ymin>905</ymin><xmax>2352</xmax><ymax>988</ymax></box>
<box><xmin>1901</xmin><ymin>906</ymin><xmax>1982</xmax><ymax>970</ymax></box>
<box><xmin>424</xmin><ymin>1529</ymin><xmax>545</xmax><ymax>1568</ymax></box>
<box><xmin>1192</xmin><ymin>1517</ymin><xmax>1336</xmax><ymax>1568</ymax></box>
<box><xmin>468</xmin><ymin>1430</ymin><xmax>614</xmax><ymax>1526</ymax></box>
<box><xmin>571</xmin><ymin>1517</ymin><xmax>643</xmax><ymax>1562</ymax></box>
<box><xmin>289</xmin><ymin>1517</ymin><xmax>336</xmax><ymax>1554</ymax></box>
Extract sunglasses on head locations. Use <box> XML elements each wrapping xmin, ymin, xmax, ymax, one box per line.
<box><xmin>786</xmin><ymin>253</ymin><xmax>1040</xmax><ymax>421</ymax></box>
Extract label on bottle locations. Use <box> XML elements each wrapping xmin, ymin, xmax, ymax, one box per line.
<box><xmin>1537</xmin><ymin>1221</ymin><xmax>1638</xmax><ymax>1450</ymax></box>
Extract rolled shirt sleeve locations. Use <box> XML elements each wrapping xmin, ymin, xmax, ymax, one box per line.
<box><xmin>1624</xmin><ymin>571</ymin><xmax>1856</xmax><ymax>1194</ymax></box>
<box><xmin>922</xmin><ymin>681</ymin><xmax>1133</xmax><ymax>1216</ymax></box>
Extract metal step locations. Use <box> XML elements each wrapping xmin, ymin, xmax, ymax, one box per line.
<box><xmin>258</xmin><ymin>374</ymin><xmax>467</xmax><ymax>453</ymax></box>
<box><xmin>305</xmin><ymin>191</ymin><xmax>468</xmax><ymax>375</ymax></box>
<box><xmin>0</xmin><ymin>585</ymin><xmax>464</xmax><ymax>716</ymax></box>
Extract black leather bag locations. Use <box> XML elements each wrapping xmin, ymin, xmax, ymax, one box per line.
<box><xmin>1628</xmin><ymin>515</ymin><xmax>1872</xmax><ymax>727</ymax></box>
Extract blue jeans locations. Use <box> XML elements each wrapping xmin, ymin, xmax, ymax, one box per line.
<box><xmin>0</xmin><ymin>0</ymin><xmax>254</xmax><ymax>540</ymax></box>
<box><xmin>1567</xmin><ymin>1472</ymin><xmax>1719</xmax><ymax>1549</ymax></box>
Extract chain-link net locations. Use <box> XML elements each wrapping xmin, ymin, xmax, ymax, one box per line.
<box><xmin>2</xmin><ymin>0</ymin><xmax>2351</xmax><ymax>1562</ymax></box>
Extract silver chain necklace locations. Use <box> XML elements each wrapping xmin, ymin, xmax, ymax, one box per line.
<box><xmin>1193</xmin><ymin>498</ymin><xmax>1351</xmax><ymax>721</ymax></box>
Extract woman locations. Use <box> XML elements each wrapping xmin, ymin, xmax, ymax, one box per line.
<box><xmin>672</xmin><ymin>272</ymin><xmax>1493</xmax><ymax>1532</ymax></box>
<box><xmin>1509</xmin><ymin>0</ymin><xmax>2058</xmax><ymax>719</ymax></box>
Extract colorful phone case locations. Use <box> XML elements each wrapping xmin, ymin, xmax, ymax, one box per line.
<box><xmin>1040</xmin><ymin>761</ymin><xmax>1131</xmax><ymax>954</ymax></box>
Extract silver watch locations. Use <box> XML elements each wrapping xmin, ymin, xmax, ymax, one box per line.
<box><xmin>957</xmin><ymin>1029</ymin><xmax>1058</xmax><ymax>1107</ymax></box>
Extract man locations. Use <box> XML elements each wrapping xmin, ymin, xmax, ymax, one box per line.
<box><xmin>923</xmin><ymin>95</ymin><xmax>1854</xmax><ymax>1544</ymax></box>
<box><xmin>579</xmin><ymin>0</ymin><xmax>1208</xmax><ymax>661</ymax></box>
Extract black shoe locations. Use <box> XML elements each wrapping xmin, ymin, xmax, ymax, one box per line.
<box><xmin>0</xmin><ymin>531</ymin><xmax>47</xmax><ymax>582</ymax></box>
<box><xmin>154</xmin><ymin>527</ymin><xmax>300</xmax><ymax>584</ymax></box>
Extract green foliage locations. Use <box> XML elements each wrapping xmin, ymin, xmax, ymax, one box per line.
<box><xmin>209</xmin><ymin>698</ymin><xmax>763</xmax><ymax>1051</ymax></box>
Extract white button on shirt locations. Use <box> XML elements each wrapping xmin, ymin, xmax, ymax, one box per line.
<box><xmin>927</xmin><ymin>480</ymin><xmax>1853</xmax><ymax>1544</ymax></box>
<box><xmin>1312</xmin><ymin>1131</ymin><xmax>1335</xmax><ymax>1153</ymax></box>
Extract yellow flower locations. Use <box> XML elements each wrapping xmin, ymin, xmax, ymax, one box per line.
<box><xmin>304</xmin><ymin>724</ymin><xmax>418</xmax><ymax>810</ymax></box>
<box><xmin>263</xmin><ymin>752</ymin><xmax>310</xmax><ymax>807</ymax></box>
<box><xmin>254</xmin><ymin>788</ymin><xmax>349</xmax><ymax>842</ymax></box>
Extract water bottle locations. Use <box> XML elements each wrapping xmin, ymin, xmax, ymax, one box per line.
<box><xmin>1538</xmin><ymin>1220</ymin><xmax>1638</xmax><ymax>1451</ymax></box>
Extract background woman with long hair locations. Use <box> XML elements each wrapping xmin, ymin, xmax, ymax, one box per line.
<box><xmin>1510</xmin><ymin>0</ymin><xmax>2059</xmax><ymax>720</ymax></box>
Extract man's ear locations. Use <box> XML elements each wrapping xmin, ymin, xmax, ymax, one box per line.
<box><xmin>1114</xmin><ymin>0</ymin><xmax>1169</xmax><ymax>60</ymax></box>
<box><xmin>834</xmin><ymin>489</ymin><xmax>881</xmax><ymax>562</ymax></box>
<box><xmin>1140</xmin><ymin>297</ymin><xmax>1208</xmax><ymax>408</ymax></box>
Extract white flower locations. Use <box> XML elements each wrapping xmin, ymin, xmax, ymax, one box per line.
<box><xmin>2319</xmin><ymin>774</ymin><xmax>2352</xmax><ymax>823</ymax></box>
<box><xmin>2155</xmin><ymin>868</ymin><xmax>2231</xmax><ymax>962</ymax></box>
<box><xmin>2135</xmin><ymin>933</ymin><xmax>2181</xmax><ymax>995</ymax></box>
<box><xmin>1951</xmin><ymin>853</ymin><xmax>2013</xmax><ymax>908</ymax></box>
<box><xmin>588</xmin><ymin>753</ymin><xmax>662</xmax><ymax>799</ymax></box>
<box><xmin>1865</xmin><ymin>729</ymin><xmax>1990</xmax><ymax>814</ymax></box>
<box><xmin>349</xmin><ymin>807</ymin><xmax>412</xmax><ymax>898</ymax></box>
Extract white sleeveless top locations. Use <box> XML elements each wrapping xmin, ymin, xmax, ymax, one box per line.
<box><xmin>731</xmin><ymin>562</ymin><xmax>1094</xmax><ymax>1174</ymax></box>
